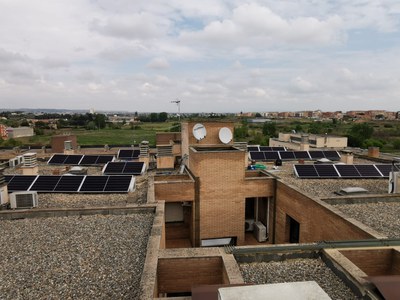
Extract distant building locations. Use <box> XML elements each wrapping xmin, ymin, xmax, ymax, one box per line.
<box><xmin>248</xmin><ymin>118</ymin><xmax>271</xmax><ymax>124</ymax></box>
<box><xmin>270</xmin><ymin>132</ymin><xmax>348</xmax><ymax>150</ymax></box>
<box><xmin>6</xmin><ymin>127</ymin><xmax>34</xmax><ymax>139</ymax></box>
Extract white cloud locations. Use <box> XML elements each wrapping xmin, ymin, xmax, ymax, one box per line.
<box><xmin>292</xmin><ymin>76</ymin><xmax>314</xmax><ymax>92</ymax></box>
<box><xmin>180</xmin><ymin>3</ymin><xmax>344</xmax><ymax>47</ymax></box>
<box><xmin>243</xmin><ymin>87</ymin><xmax>267</xmax><ymax>97</ymax></box>
<box><xmin>147</xmin><ymin>57</ymin><xmax>170</xmax><ymax>69</ymax></box>
<box><xmin>0</xmin><ymin>1</ymin><xmax>400</xmax><ymax>112</ymax></box>
<box><xmin>90</xmin><ymin>13</ymin><xmax>168</xmax><ymax>40</ymax></box>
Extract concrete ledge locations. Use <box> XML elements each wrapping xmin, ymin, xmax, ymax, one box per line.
<box><xmin>0</xmin><ymin>204</ymin><xmax>157</xmax><ymax>220</ymax></box>
<box><xmin>139</xmin><ymin>201</ymin><xmax>165</xmax><ymax>300</ymax></box>
<box><xmin>321</xmin><ymin>195</ymin><xmax>400</xmax><ymax>205</ymax></box>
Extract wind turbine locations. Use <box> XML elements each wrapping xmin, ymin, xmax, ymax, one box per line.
<box><xmin>171</xmin><ymin>99</ymin><xmax>181</xmax><ymax>121</ymax></box>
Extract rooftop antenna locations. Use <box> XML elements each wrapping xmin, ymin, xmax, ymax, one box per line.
<box><xmin>171</xmin><ymin>99</ymin><xmax>181</xmax><ymax>121</ymax></box>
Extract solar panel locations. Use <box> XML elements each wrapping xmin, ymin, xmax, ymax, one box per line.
<box><xmin>104</xmin><ymin>175</ymin><xmax>133</xmax><ymax>192</ymax></box>
<box><xmin>118</xmin><ymin>149</ymin><xmax>140</xmax><ymax>159</ymax></box>
<box><xmin>123</xmin><ymin>162</ymin><xmax>145</xmax><ymax>175</ymax></box>
<box><xmin>30</xmin><ymin>176</ymin><xmax>61</xmax><ymax>192</ymax></box>
<box><xmin>48</xmin><ymin>154</ymin><xmax>67</xmax><ymax>164</ymax></box>
<box><xmin>4</xmin><ymin>175</ymin><xmax>14</xmax><ymax>183</ymax></box>
<box><xmin>375</xmin><ymin>164</ymin><xmax>399</xmax><ymax>177</ymax></box>
<box><xmin>80</xmin><ymin>176</ymin><xmax>108</xmax><ymax>192</ymax></box>
<box><xmin>6</xmin><ymin>175</ymin><xmax>37</xmax><ymax>192</ymax></box>
<box><xmin>132</xmin><ymin>150</ymin><xmax>140</xmax><ymax>158</ymax></box>
<box><xmin>54</xmin><ymin>175</ymin><xmax>85</xmax><ymax>192</ymax></box>
<box><xmin>103</xmin><ymin>162</ymin><xmax>126</xmax><ymax>174</ymax></box>
<box><xmin>249</xmin><ymin>151</ymin><xmax>265</xmax><ymax>161</ymax></box>
<box><xmin>293</xmin><ymin>151</ymin><xmax>310</xmax><ymax>159</ymax></box>
<box><xmin>323</xmin><ymin>150</ymin><xmax>341</xmax><ymax>161</ymax></box>
<box><xmin>294</xmin><ymin>165</ymin><xmax>319</xmax><ymax>178</ymax></box>
<box><xmin>309</xmin><ymin>151</ymin><xmax>325</xmax><ymax>159</ymax></box>
<box><xmin>354</xmin><ymin>165</ymin><xmax>382</xmax><ymax>178</ymax></box>
<box><xmin>79</xmin><ymin>155</ymin><xmax>98</xmax><ymax>165</ymax></box>
<box><xmin>315</xmin><ymin>164</ymin><xmax>340</xmax><ymax>178</ymax></box>
<box><xmin>271</xmin><ymin>147</ymin><xmax>286</xmax><ymax>151</ymax></box>
<box><xmin>335</xmin><ymin>165</ymin><xmax>361</xmax><ymax>178</ymax></box>
<box><xmin>64</xmin><ymin>155</ymin><xmax>83</xmax><ymax>165</ymax></box>
<box><xmin>259</xmin><ymin>146</ymin><xmax>272</xmax><ymax>151</ymax></box>
<box><xmin>279</xmin><ymin>151</ymin><xmax>295</xmax><ymax>160</ymax></box>
<box><xmin>95</xmin><ymin>155</ymin><xmax>114</xmax><ymax>164</ymax></box>
<box><xmin>264</xmin><ymin>151</ymin><xmax>280</xmax><ymax>160</ymax></box>
<box><xmin>118</xmin><ymin>149</ymin><xmax>133</xmax><ymax>158</ymax></box>
<box><xmin>247</xmin><ymin>146</ymin><xmax>259</xmax><ymax>152</ymax></box>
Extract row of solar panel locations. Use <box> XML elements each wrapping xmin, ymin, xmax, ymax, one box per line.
<box><xmin>249</xmin><ymin>150</ymin><xmax>341</xmax><ymax>161</ymax></box>
<box><xmin>5</xmin><ymin>175</ymin><xmax>135</xmax><ymax>193</ymax></box>
<box><xmin>247</xmin><ymin>146</ymin><xmax>286</xmax><ymax>152</ymax></box>
<box><xmin>102</xmin><ymin>162</ymin><xmax>145</xmax><ymax>175</ymax></box>
<box><xmin>48</xmin><ymin>154</ymin><xmax>114</xmax><ymax>165</ymax></box>
<box><xmin>117</xmin><ymin>149</ymin><xmax>140</xmax><ymax>159</ymax></box>
<box><xmin>294</xmin><ymin>164</ymin><xmax>400</xmax><ymax>179</ymax></box>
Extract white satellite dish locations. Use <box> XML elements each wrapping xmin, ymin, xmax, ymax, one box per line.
<box><xmin>193</xmin><ymin>123</ymin><xmax>207</xmax><ymax>140</ymax></box>
<box><xmin>219</xmin><ymin>127</ymin><xmax>233</xmax><ymax>144</ymax></box>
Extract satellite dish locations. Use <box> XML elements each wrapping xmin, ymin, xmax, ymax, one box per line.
<box><xmin>219</xmin><ymin>127</ymin><xmax>233</xmax><ymax>144</ymax></box>
<box><xmin>193</xmin><ymin>123</ymin><xmax>207</xmax><ymax>140</ymax></box>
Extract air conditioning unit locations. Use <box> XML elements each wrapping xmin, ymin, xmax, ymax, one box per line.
<box><xmin>389</xmin><ymin>172</ymin><xmax>400</xmax><ymax>194</ymax></box>
<box><xmin>254</xmin><ymin>221</ymin><xmax>267</xmax><ymax>242</ymax></box>
<box><xmin>9</xmin><ymin>191</ymin><xmax>38</xmax><ymax>209</ymax></box>
<box><xmin>245</xmin><ymin>219</ymin><xmax>255</xmax><ymax>231</ymax></box>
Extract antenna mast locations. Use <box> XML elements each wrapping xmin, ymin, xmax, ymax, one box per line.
<box><xmin>171</xmin><ymin>99</ymin><xmax>181</xmax><ymax>121</ymax></box>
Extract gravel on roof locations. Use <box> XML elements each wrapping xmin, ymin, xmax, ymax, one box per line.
<box><xmin>0</xmin><ymin>213</ymin><xmax>154</xmax><ymax>300</ymax></box>
<box><xmin>239</xmin><ymin>258</ymin><xmax>359</xmax><ymax>300</ymax></box>
<box><xmin>270</xmin><ymin>159</ymin><xmax>388</xmax><ymax>198</ymax></box>
<box><xmin>332</xmin><ymin>202</ymin><xmax>400</xmax><ymax>238</ymax></box>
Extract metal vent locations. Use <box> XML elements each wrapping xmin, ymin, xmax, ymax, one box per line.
<box><xmin>15</xmin><ymin>193</ymin><xmax>36</xmax><ymax>207</ymax></box>
<box><xmin>140</xmin><ymin>141</ymin><xmax>149</xmax><ymax>157</ymax></box>
<box><xmin>23</xmin><ymin>153</ymin><xmax>37</xmax><ymax>167</ymax></box>
<box><xmin>157</xmin><ymin>145</ymin><xmax>173</xmax><ymax>157</ymax></box>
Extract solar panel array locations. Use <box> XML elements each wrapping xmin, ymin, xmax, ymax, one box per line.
<box><xmin>117</xmin><ymin>149</ymin><xmax>140</xmax><ymax>160</ymax></box>
<box><xmin>249</xmin><ymin>150</ymin><xmax>341</xmax><ymax>161</ymax></box>
<box><xmin>102</xmin><ymin>162</ymin><xmax>146</xmax><ymax>175</ymax></box>
<box><xmin>294</xmin><ymin>164</ymin><xmax>400</xmax><ymax>179</ymax></box>
<box><xmin>5</xmin><ymin>175</ymin><xmax>135</xmax><ymax>193</ymax></box>
<box><xmin>48</xmin><ymin>154</ymin><xmax>114</xmax><ymax>165</ymax></box>
<box><xmin>247</xmin><ymin>146</ymin><xmax>286</xmax><ymax>152</ymax></box>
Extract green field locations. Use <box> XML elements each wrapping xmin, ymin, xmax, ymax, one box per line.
<box><xmin>4</xmin><ymin>119</ymin><xmax>400</xmax><ymax>155</ymax></box>
<box><xmin>12</xmin><ymin>122</ymin><xmax>176</xmax><ymax>147</ymax></box>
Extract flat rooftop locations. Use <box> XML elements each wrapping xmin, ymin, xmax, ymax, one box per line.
<box><xmin>0</xmin><ymin>212</ymin><xmax>154</xmax><ymax>299</ymax></box>
<box><xmin>239</xmin><ymin>258</ymin><xmax>358</xmax><ymax>300</ymax></box>
<box><xmin>332</xmin><ymin>201</ymin><xmax>400</xmax><ymax>238</ymax></box>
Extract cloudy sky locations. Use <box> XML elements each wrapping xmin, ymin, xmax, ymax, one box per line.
<box><xmin>1</xmin><ymin>1</ymin><xmax>400</xmax><ymax>113</ymax></box>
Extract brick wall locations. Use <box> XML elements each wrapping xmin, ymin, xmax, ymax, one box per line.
<box><xmin>190</xmin><ymin>149</ymin><xmax>244</xmax><ymax>245</ymax></box>
<box><xmin>156</xmin><ymin>156</ymin><xmax>175</xmax><ymax>169</ymax></box>
<box><xmin>156</xmin><ymin>132</ymin><xmax>181</xmax><ymax>145</ymax></box>
<box><xmin>274</xmin><ymin>181</ymin><xmax>381</xmax><ymax>244</ymax></box>
<box><xmin>51</xmin><ymin>135</ymin><xmax>77</xmax><ymax>153</ymax></box>
<box><xmin>154</xmin><ymin>181</ymin><xmax>195</xmax><ymax>202</ymax></box>
<box><xmin>340</xmin><ymin>249</ymin><xmax>400</xmax><ymax>276</ymax></box>
<box><xmin>157</xmin><ymin>257</ymin><xmax>223</xmax><ymax>293</ymax></box>
<box><xmin>181</xmin><ymin>122</ymin><xmax>235</xmax><ymax>168</ymax></box>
